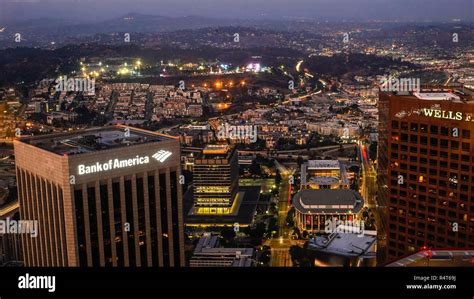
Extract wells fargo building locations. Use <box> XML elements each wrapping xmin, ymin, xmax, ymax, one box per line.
<box><xmin>14</xmin><ymin>126</ymin><xmax>185</xmax><ymax>267</ymax></box>
<box><xmin>378</xmin><ymin>89</ymin><xmax>474</xmax><ymax>261</ymax></box>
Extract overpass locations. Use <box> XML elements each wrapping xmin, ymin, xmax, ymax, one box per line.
<box><xmin>0</xmin><ymin>201</ymin><xmax>19</xmax><ymax>218</ymax></box>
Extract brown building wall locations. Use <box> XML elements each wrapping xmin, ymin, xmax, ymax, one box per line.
<box><xmin>14</xmin><ymin>131</ymin><xmax>185</xmax><ymax>267</ymax></box>
<box><xmin>379</xmin><ymin>92</ymin><xmax>474</xmax><ymax>262</ymax></box>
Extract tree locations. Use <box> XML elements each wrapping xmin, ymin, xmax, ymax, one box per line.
<box><xmin>220</xmin><ymin>226</ymin><xmax>236</xmax><ymax>246</ymax></box>
<box><xmin>250</xmin><ymin>222</ymin><xmax>267</xmax><ymax>240</ymax></box>
<box><xmin>289</xmin><ymin>245</ymin><xmax>304</xmax><ymax>265</ymax></box>
<box><xmin>259</xmin><ymin>246</ymin><xmax>271</xmax><ymax>266</ymax></box>
<box><xmin>269</xmin><ymin>202</ymin><xmax>278</xmax><ymax>215</ymax></box>
<box><xmin>349</xmin><ymin>165</ymin><xmax>360</xmax><ymax>174</ymax></box>
<box><xmin>275</xmin><ymin>169</ymin><xmax>282</xmax><ymax>186</ymax></box>
<box><xmin>302</xmin><ymin>230</ymin><xmax>309</xmax><ymax>239</ymax></box>
<box><xmin>286</xmin><ymin>207</ymin><xmax>295</xmax><ymax>227</ymax></box>
<box><xmin>300</xmin><ymin>257</ymin><xmax>312</xmax><ymax>267</ymax></box>
<box><xmin>369</xmin><ymin>142</ymin><xmax>378</xmax><ymax>161</ymax></box>
<box><xmin>249</xmin><ymin>159</ymin><xmax>262</xmax><ymax>177</ymax></box>
<box><xmin>267</xmin><ymin>158</ymin><xmax>275</xmax><ymax>168</ymax></box>
<box><xmin>268</xmin><ymin>217</ymin><xmax>279</xmax><ymax>235</ymax></box>
<box><xmin>296</xmin><ymin>156</ymin><xmax>304</xmax><ymax>168</ymax></box>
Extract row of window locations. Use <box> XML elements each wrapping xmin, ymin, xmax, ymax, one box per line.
<box><xmin>389</xmin><ymin>195</ymin><xmax>471</xmax><ymax>210</ymax></box>
<box><xmin>391</xmin><ymin>145</ymin><xmax>474</xmax><ymax>162</ymax></box>
<box><xmin>390</xmin><ymin>155</ymin><xmax>473</xmax><ymax>173</ymax></box>
<box><xmin>389</xmin><ymin>218</ymin><xmax>472</xmax><ymax>238</ymax></box>
<box><xmin>389</xmin><ymin>233</ymin><xmax>472</xmax><ymax>248</ymax></box>
<box><xmin>391</xmin><ymin>171</ymin><xmax>474</xmax><ymax>187</ymax></box>
<box><xmin>74</xmin><ymin>171</ymin><xmax>181</xmax><ymax>267</ymax></box>
<box><xmin>391</xmin><ymin>121</ymin><xmax>471</xmax><ymax>138</ymax></box>
<box><xmin>391</xmin><ymin>134</ymin><xmax>471</xmax><ymax>151</ymax></box>
<box><xmin>389</xmin><ymin>203</ymin><xmax>473</xmax><ymax>218</ymax></box>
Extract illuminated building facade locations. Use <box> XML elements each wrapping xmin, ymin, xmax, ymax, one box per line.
<box><xmin>192</xmin><ymin>145</ymin><xmax>239</xmax><ymax>215</ymax></box>
<box><xmin>14</xmin><ymin>126</ymin><xmax>185</xmax><ymax>267</ymax></box>
<box><xmin>292</xmin><ymin>189</ymin><xmax>364</xmax><ymax>232</ymax></box>
<box><xmin>378</xmin><ymin>89</ymin><xmax>474</xmax><ymax>262</ymax></box>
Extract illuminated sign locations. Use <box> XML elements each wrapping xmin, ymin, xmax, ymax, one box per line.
<box><xmin>77</xmin><ymin>150</ymin><xmax>172</xmax><ymax>175</ymax></box>
<box><xmin>422</xmin><ymin>109</ymin><xmax>462</xmax><ymax>120</ymax></box>
<box><xmin>422</xmin><ymin>109</ymin><xmax>474</xmax><ymax>122</ymax></box>
<box><xmin>152</xmin><ymin>150</ymin><xmax>172</xmax><ymax>162</ymax></box>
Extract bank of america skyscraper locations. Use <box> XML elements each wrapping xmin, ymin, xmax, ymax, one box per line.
<box><xmin>14</xmin><ymin>126</ymin><xmax>185</xmax><ymax>266</ymax></box>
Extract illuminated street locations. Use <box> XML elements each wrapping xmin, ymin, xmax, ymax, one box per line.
<box><xmin>358</xmin><ymin>141</ymin><xmax>386</xmax><ymax>263</ymax></box>
<box><xmin>265</xmin><ymin>169</ymin><xmax>298</xmax><ymax>267</ymax></box>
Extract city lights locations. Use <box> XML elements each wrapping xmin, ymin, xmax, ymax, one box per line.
<box><xmin>0</xmin><ymin>0</ymin><xmax>471</xmax><ymax>294</ymax></box>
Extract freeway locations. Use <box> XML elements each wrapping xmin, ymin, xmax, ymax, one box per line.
<box><xmin>182</xmin><ymin>144</ymin><xmax>356</xmax><ymax>159</ymax></box>
<box><xmin>237</xmin><ymin>143</ymin><xmax>356</xmax><ymax>156</ymax></box>
<box><xmin>0</xmin><ymin>201</ymin><xmax>19</xmax><ymax>218</ymax></box>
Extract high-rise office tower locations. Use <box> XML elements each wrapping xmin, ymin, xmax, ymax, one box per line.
<box><xmin>14</xmin><ymin>126</ymin><xmax>185</xmax><ymax>267</ymax></box>
<box><xmin>378</xmin><ymin>89</ymin><xmax>474</xmax><ymax>262</ymax></box>
<box><xmin>192</xmin><ymin>144</ymin><xmax>239</xmax><ymax>215</ymax></box>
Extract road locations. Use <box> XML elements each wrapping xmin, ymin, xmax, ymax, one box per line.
<box><xmin>358</xmin><ymin>141</ymin><xmax>387</xmax><ymax>263</ymax></box>
<box><xmin>264</xmin><ymin>168</ymin><xmax>298</xmax><ymax>267</ymax></box>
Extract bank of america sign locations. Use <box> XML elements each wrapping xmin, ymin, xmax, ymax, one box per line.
<box><xmin>152</xmin><ymin>150</ymin><xmax>172</xmax><ymax>162</ymax></box>
<box><xmin>77</xmin><ymin>150</ymin><xmax>173</xmax><ymax>175</ymax></box>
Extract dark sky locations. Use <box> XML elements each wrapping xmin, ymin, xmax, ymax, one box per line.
<box><xmin>0</xmin><ymin>0</ymin><xmax>472</xmax><ymax>23</ymax></box>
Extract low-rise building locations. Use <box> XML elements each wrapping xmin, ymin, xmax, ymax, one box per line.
<box><xmin>292</xmin><ymin>189</ymin><xmax>364</xmax><ymax>232</ymax></box>
<box><xmin>190</xmin><ymin>234</ymin><xmax>254</xmax><ymax>267</ymax></box>
<box><xmin>300</xmin><ymin>160</ymin><xmax>350</xmax><ymax>190</ymax></box>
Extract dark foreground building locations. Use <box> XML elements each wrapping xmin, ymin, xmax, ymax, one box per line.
<box><xmin>14</xmin><ymin>126</ymin><xmax>185</xmax><ymax>266</ymax></box>
<box><xmin>378</xmin><ymin>89</ymin><xmax>474</xmax><ymax>262</ymax></box>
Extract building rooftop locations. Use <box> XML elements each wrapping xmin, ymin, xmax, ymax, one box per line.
<box><xmin>19</xmin><ymin>126</ymin><xmax>175</xmax><ymax>155</ymax></box>
<box><xmin>190</xmin><ymin>234</ymin><xmax>254</xmax><ymax>267</ymax></box>
<box><xmin>308</xmin><ymin>176</ymin><xmax>340</xmax><ymax>185</ymax></box>
<box><xmin>413</xmin><ymin>92</ymin><xmax>460</xmax><ymax>101</ymax></box>
<box><xmin>307</xmin><ymin>160</ymin><xmax>340</xmax><ymax>170</ymax></box>
<box><xmin>301</xmin><ymin>160</ymin><xmax>350</xmax><ymax>188</ymax></box>
<box><xmin>202</xmin><ymin>144</ymin><xmax>230</xmax><ymax>154</ymax></box>
<box><xmin>292</xmin><ymin>189</ymin><xmax>363</xmax><ymax>214</ymax></box>
<box><xmin>197</xmin><ymin>144</ymin><xmax>234</xmax><ymax>160</ymax></box>
<box><xmin>184</xmin><ymin>186</ymin><xmax>260</xmax><ymax>226</ymax></box>
<box><xmin>308</xmin><ymin>231</ymin><xmax>377</xmax><ymax>258</ymax></box>
<box><xmin>386</xmin><ymin>249</ymin><xmax>474</xmax><ymax>267</ymax></box>
<box><xmin>387</xmin><ymin>88</ymin><xmax>474</xmax><ymax>103</ymax></box>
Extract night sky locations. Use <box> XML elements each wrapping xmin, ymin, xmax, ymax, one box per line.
<box><xmin>0</xmin><ymin>0</ymin><xmax>472</xmax><ymax>23</ymax></box>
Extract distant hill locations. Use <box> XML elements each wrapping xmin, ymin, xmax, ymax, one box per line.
<box><xmin>5</xmin><ymin>13</ymin><xmax>243</xmax><ymax>36</ymax></box>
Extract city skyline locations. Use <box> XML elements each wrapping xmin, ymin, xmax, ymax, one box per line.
<box><xmin>0</xmin><ymin>0</ymin><xmax>473</xmax><ymax>276</ymax></box>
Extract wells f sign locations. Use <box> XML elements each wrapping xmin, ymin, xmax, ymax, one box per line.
<box><xmin>152</xmin><ymin>150</ymin><xmax>172</xmax><ymax>162</ymax></box>
<box><xmin>422</xmin><ymin>109</ymin><xmax>474</xmax><ymax>122</ymax></box>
